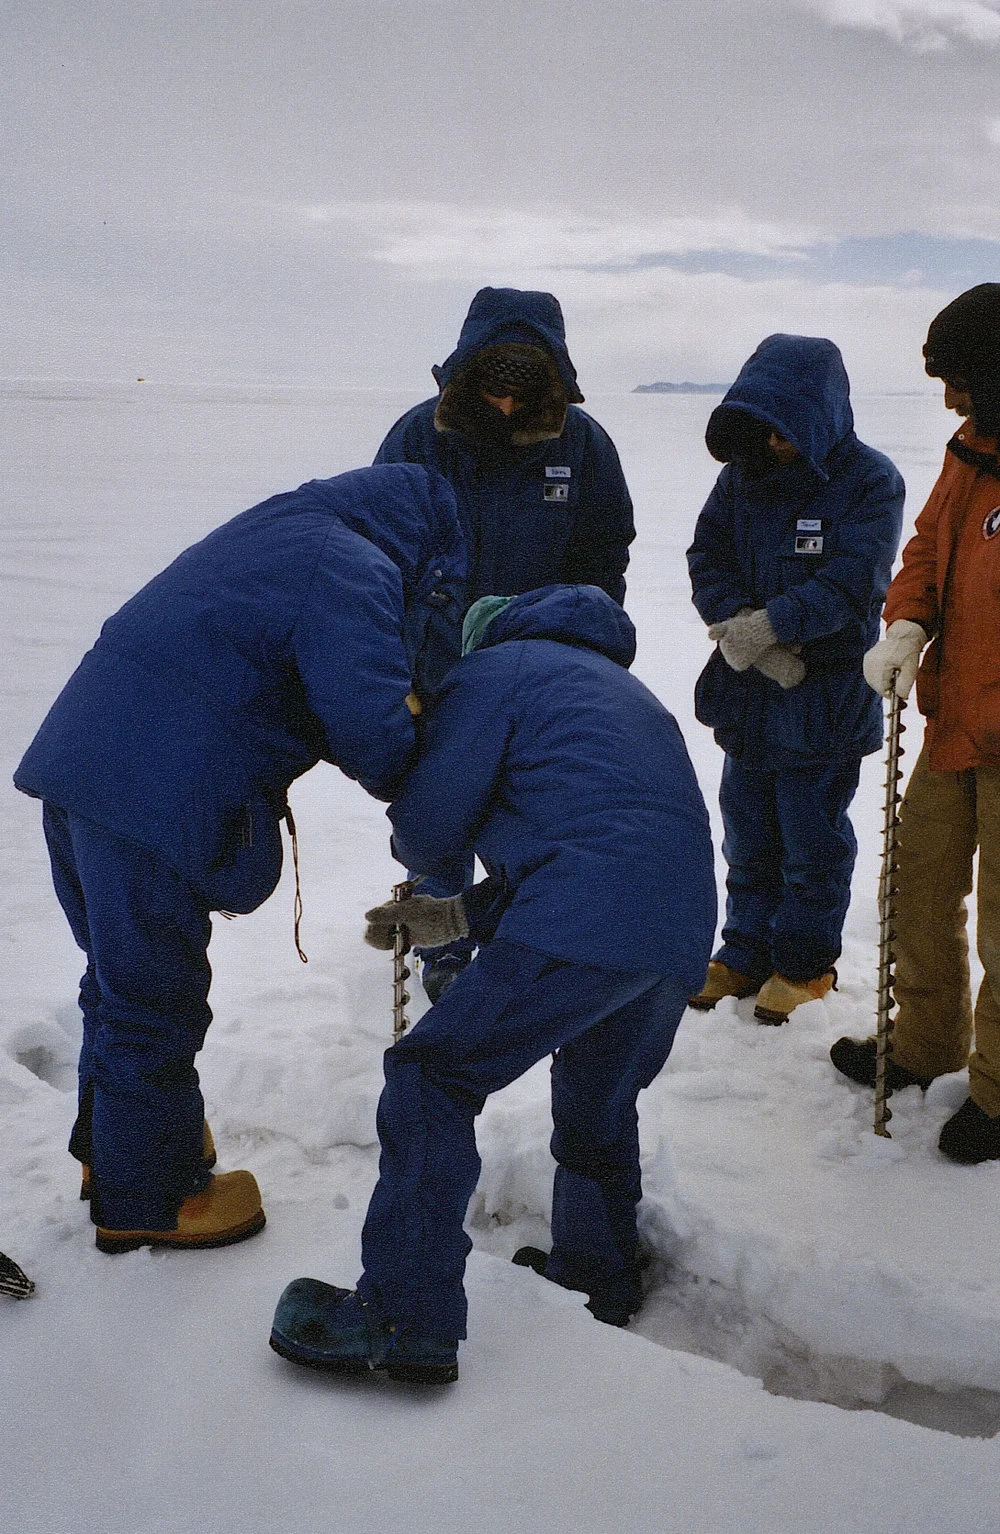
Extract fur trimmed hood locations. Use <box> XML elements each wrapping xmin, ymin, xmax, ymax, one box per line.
<box><xmin>434</xmin><ymin>343</ymin><xmax>570</xmax><ymax>445</ymax></box>
<box><xmin>432</xmin><ymin>287</ymin><xmax>584</xmax><ymax>446</ymax></box>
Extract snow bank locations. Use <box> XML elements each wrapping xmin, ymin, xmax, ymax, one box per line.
<box><xmin>3</xmin><ymin>382</ymin><xmax>1000</xmax><ymax>1533</ymax></box>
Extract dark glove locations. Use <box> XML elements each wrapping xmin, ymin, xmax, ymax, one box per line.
<box><xmin>0</xmin><ymin>1251</ymin><xmax>34</xmax><ymax>1299</ymax></box>
<box><xmin>365</xmin><ymin>892</ymin><xmax>470</xmax><ymax>951</ymax></box>
<box><xmin>708</xmin><ymin>608</ymin><xmax>781</xmax><ymax>671</ymax></box>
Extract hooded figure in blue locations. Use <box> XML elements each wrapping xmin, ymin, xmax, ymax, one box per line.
<box><xmin>269</xmin><ymin>585</ymin><xmax>715</xmax><ymax>1382</ymax></box>
<box><xmin>376</xmin><ymin>287</ymin><xmax>637</xmax><ymax>998</ymax></box>
<box><xmin>14</xmin><ymin>464</ymin><xmax>465</xmax><ymax>1247</ymax></box>
<box><xmin>375</xmin><ymin>286</ymin><xmax>635</xmax><ymax>608</ymax></box>
<box><xmin>686</xmin><ymin>334</ymin><xmax>904</xmax><ymax>1019</ymax></box>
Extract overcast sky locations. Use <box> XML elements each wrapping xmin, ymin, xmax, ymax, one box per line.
<box><xmin>4</xmin><ymin>0</ymin><xmax>1000</xmax><ymax>393</ymax></box>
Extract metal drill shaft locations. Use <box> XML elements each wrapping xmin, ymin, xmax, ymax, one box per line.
<box><xmin>874</xmin><ymin>680</ymin><xmax>906</xmax><ymax>1137</ymax></box>
<box><xmin>392</xmin><ymin>878</ymin><xmax>415</xmax><ymax>1042</ymax></box>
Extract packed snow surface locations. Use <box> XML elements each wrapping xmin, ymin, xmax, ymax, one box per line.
<box><xmin>2</xmin><ymin>381</ymin><xmax>998</xmax><ymax>1532</ymax></box>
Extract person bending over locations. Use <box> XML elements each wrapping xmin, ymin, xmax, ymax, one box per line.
<box><xmin>269</xmin><ymin>584</ymin><xmax>715</xmax><ymax>1384</ymax></box>
<box><xmin>15</xmin><ymin>465</ymin><xmax>463</xmax><ymax>1252</ymax></box>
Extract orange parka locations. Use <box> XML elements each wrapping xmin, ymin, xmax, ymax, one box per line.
<box><xmin>883</xmin><ymin>424</ymin><xmax>1000</xmax><ymax>770</ymax></box>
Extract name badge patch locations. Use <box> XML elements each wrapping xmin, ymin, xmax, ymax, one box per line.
<box><xmin>797</xmin><ymin>519</ymin><xmax>822</xmax><ymax>532</ymax></box>
<box><xmin>984</xmin><ymin>507</ymin><xmax>1000</xmax><ymax>539</ymax></box>
<box><xmin>795</xmin><ymin>535</ymin><xmax>824</xmax><ymax>554</ymax></box>
<box><xmin>544</xmin><ymin>484</ymin><xmax>569</xmax><ymax>502</ymax></box>
<box><xmin>546</xmin><ymin>466</ymin><xmax>572</xmax><ymax>478</ymax></box>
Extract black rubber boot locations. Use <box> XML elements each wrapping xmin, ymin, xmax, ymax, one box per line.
<box><xmin>512</xmin><ymin>1247</ymin><xmax>642</xmax><ymax>1328</ymax></box>
<box><xmin>512</xmin><ymin>1245</ymin><xmax>548</xmax><ymax>1277</ymax></box>
<box><xmin>938</xmin><ymin>1097</ymin><xmax>1000</xmax><ymax>1164</ymax></box>
<box><xmin>829</xmin><ymin>1036</ymin><xmax>933</xmax><ymax>1092</ymax></box>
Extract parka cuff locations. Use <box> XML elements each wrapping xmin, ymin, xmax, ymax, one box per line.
<box><xmin>705</xmin><ymin>595</ymin><xmax>756</xmax><ymax>626</ymax></box>
<box><xmin>882</xmin><ymin>601</ymin><xmax>937</xmax><ymax>639</ymax></box>
<box><xmin>462</xmin><ymin>873</ymin><xmax>512</xmax><ymax>945</ymax></box>
<box><xmin>763</xmin><ymin>596</ymin><xmax>800</xmax><ymax>646</ymax></box>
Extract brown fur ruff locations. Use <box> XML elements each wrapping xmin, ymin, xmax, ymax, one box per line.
<box><xmin>433</xmin><ymin>346</ymin><xmax>568</xmax><ymax>445</ymax></box>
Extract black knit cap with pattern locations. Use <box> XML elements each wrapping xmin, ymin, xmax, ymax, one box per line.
<box><xmin>470</xmin><ymin>344</ymin><xmax>552</xmax><ymax>399</ymax></box>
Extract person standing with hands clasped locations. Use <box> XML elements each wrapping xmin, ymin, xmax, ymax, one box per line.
<box><xmin>687</xmin><ymin>334</ymin><xmax>904</xmax><ymax>1024</ymax></box>
<box><xmin>831</xmin><ymin>286</ymin><xmax>1000</xmax><ymax>1164</ymax></box>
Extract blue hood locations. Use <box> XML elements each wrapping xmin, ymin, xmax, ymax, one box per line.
<box><xmin>434</xmin><ymin>287</ymin><xmax>584</xmax><ymax>403</ymax></box>
<box><xmin>709</xmin><ymin>335</ymin><xmax>854</xmax><ymax>480</ymax></box>
<box><xmin>476</xmin><ymin>583</ymin><xmax>636</xmax><ymax>668</ymax></box>
<box><xmin>297</xmin><ymin>464</ymin><xmax>463</xmax><ymax>593</ymax></box>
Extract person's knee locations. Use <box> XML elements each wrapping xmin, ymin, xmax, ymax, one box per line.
<box><xmin>91</xmin><ymin>1011</ymin><xmax>204</xmax><ymax>1086</ymax></box>
<box><xmin>551</xmin><ymin>1121</ymin><xmax>634</xmax><ymax>1181</ymax></box>
<box><xmin>145</xmin><ymin>1058</ymin><xmax>200</xmax><ymax>1090</ymax></box>
<box><xmin>383</xmin><ymin>1043</ymin><xmax>489</xmax><ymax>1116</ymax></box>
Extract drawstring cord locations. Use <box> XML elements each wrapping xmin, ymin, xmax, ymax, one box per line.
<box><xmin>284</xmin><ymin>805</ymin><xmax>308</xmax><ymax>964</ymax></box>
<box><xmin>219</xmin><ymin>806</ymin><xmax>308</xmax><ymax>964</ymax></box>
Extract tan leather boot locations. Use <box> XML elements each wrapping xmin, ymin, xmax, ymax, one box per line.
<box><xmin>80</xmin><ymin>1121</ymin><xmax>217</xmax><ymax>1201</ymax></box>
<box><xmin>754</xmin><ymin>970</ymin><xmax>836</xmax><ymax>1025</ymax></box>
<box><xmin>688</xmin><ymin>960</ymin><xmax>758</xmax><ymax>1011</ymax></box>
<box><xmin>95</xmin><ymin>1170</ymin><xmax>265</xmax><ymax>1254</ymax></box>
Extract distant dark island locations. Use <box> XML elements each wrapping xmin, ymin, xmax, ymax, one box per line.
<box><xmin>633</xmin><ymin>381</ymin><xmax>731</xmax><ymax>394</ymax></box>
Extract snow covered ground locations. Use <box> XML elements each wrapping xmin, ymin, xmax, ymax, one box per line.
<box><xmin>3</xmin><ymin>380</ymin><xmax>999</xmax><ymax>1532</ymax></box>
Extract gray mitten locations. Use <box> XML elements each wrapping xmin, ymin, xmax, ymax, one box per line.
<box><xmin>754</xmin><ymin>644</ymin><xmax>806</xmax><ymax>689</ymax></box>
<box><xmin>364</xmin><ymin>893</ymin><xmax>469</xmax><ymax>951</ymax></box>
<box><xmin>707</xmin><ymin>608</ymin><xmax>780</xmax><ymax>671</ymax></box>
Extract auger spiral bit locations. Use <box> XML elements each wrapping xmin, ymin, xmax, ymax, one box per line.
<box><xmin>874</xmin><ymin>679</ymin><xmax>906</xmax><ymax>1137</ymax></box>
<box><xmin>392</xmin><ymin>879</ymin><xmax>416</xmax><ymax>1042</ymax></box>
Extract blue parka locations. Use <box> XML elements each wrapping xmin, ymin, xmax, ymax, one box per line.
<box><xmin>388</xmin><ymin>584</ymin><xmax>716</xmax><ymax>985</ymax></box>
<box><xmin>687</xmin><ymin>335</ymin><xmax>904</xmax><ymax>768</ymax></box>
<box><xmin>374</xmin><ymin>287</ymin><xmax>635</xmax><ymax>606</ymax></box>
<box><xmin>15</xmin><ymin>464</ymin><xmax>465</xmax><ymax>913</ymax></box>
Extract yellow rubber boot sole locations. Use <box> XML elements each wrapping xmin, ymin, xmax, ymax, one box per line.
<box><xmin>95</xmin><ymin>1171</ymin><xmax>265</xmax><ymax>1254</ymax></box>
<box><xmin>754</xmin><ymin>970</ymin><xmax>836</xmax><ymax>1026</ymax></box>
<box><xmin>688</xmin><ymin>961</ymin><xmax>758</xmax><ymax>1011</ymax></box>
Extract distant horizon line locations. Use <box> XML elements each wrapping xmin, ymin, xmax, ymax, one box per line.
<box><xmin>0</xmin><ymin>373</ymin><xmax>942</xmax><ymax>401</ymax></box>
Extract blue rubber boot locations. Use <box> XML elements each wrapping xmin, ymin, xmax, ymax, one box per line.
<box><xmin>269</xmin><ymin>1278</ymin><xmax>459</xmax><ymax>1384</ymax></box>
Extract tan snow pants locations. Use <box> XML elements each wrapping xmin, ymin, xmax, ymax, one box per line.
<box><xmin>891</xmin><ymin>747</ymin><xmax>1000</xmax><ymax>1114</ymax></box>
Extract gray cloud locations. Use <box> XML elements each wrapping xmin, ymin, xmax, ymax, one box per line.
<box><xmin>300</xmin><ymin>201</ymin><xmax>1000</xmax><ymax>289</ymax></box>
<box><xmin>4</xmin><ymin>1</ymin><xmax>1000</xmax><ymax>394</ymax></box>
<box><xmin>798</xmin><ymin>0</ymin><xmax>1000</xmax><ymax>50</ymax></box>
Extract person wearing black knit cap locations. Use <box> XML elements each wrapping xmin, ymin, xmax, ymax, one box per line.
<box><xmin>922</xmin><ymin>282</ymin><xmax>1000</xmax><ymax>439</ymax></box>
<box><xmin>375</xmin><ymin>286</ymin><xmax>636</xmax><ymax>1003</ymax></box>
<box><xmin>831</xmin><ymin>285</ymin><xmax>1000</xmax><ymax>1163</ymax></box>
